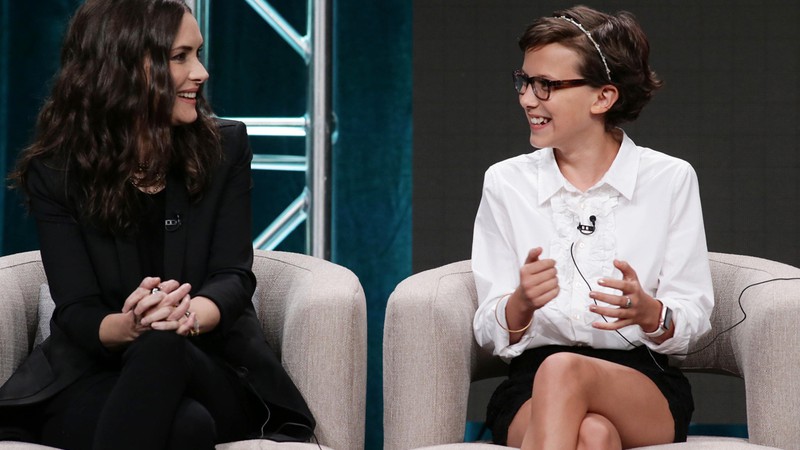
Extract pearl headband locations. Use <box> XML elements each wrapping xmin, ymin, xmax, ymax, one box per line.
<box><xmin>557</xmin><ymin>15</ymin><xmax>612</xmax><ymax>82</ymax></box>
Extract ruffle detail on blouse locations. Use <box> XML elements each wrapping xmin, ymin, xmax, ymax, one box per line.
<box><xmin>548</xmin><ymin>184</ymin><xmax>622</xmax><ymax>322</ymax></box>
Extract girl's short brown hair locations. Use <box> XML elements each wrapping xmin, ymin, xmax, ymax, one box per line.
<box><xmin>518</xmin><ymin>5</ymin><xmax>662</xmax><ymax>129</ymax></box>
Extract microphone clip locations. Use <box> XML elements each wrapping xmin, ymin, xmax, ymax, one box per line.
<box><xmin>165</xmin><ymin>212</ymin><xmax>182</xmax><ymax>232</ymax></box>
<box><xmin>577</xmin><ymin>215</ymin><xmax>596</xmax><ymax>235</ymax></box>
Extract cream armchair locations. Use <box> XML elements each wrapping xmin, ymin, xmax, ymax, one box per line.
<box><xmin>0</xmin><ymin>249</ymin><xmax>366</xmax><ymax>450</ymax></box>
<box><xmin>384</xmin><ymin>252</ymin><xmax>800</xmax><ymax>450</ymax></box>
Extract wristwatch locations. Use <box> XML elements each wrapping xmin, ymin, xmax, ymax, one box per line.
<box><xmin>644</xmin><ymin>301</ymin><xmax>673</xmax><ymax>339</ymax></box>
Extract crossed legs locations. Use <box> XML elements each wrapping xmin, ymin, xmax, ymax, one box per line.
<box><xmin>40</xmin><ymin>330</ymin><xmax>254</xmax><ymax>450</ymax></box>
<box><xmin>506</xmin><ymin>352</ymin><xmax>674</xmax><ymax>450</ymax></box>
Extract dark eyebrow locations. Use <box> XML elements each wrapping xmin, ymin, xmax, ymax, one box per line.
<box><xmin>171</xmin><ymin>45</ymin><xmax>194</xmax><ymax>53</ymax></box>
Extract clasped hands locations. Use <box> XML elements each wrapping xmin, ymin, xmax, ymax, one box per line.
<box><xmin>510</xmin><ymin>247</ymin><xmax>662</xmax><ymax>334</ymax></box>
<box><xmin>122</xmin><ymin>277</ymin><xmax>198</xmax><ymax>337</ymax></box>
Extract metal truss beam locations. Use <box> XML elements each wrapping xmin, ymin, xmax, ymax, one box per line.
<box><xmin>194</xmin><ymin>0</ymin><xmax>331</xmax><ymax>259</ymax></box>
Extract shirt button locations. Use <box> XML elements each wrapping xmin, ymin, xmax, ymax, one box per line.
<box><xmin>578</xmin><ymin>242</ymin><xmax>585</xmax><ymax>249</ymax></box>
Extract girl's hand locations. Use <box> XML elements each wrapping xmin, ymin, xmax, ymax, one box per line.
<box><xmin>505</xmin><ymin>247</ymin><xmax>559</xmax><ymax>343</ymax></box>
<box><xmin>516</xmin><ymin>247</ymin><xmax>559</xmax><ymax>310</ymax></box>
<box><xmin>587</xmin><ymin>259</ymin><xmax>662</xmax><ymax>333</ymax></box>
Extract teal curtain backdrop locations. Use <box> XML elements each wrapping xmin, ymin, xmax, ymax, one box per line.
<box><xmin>1</xmin><ymin>0</ymin><xmax>82</xmax><ymax>254</ymax></box>
<box><xmin>0</xmin><ymin>1</ymin><xmax>411</xmax><ymax>449</ymax></box>
<box><xmin>332</xmin><ymin>2</ymin><xmax>412</xmax><ymax>449</ymax></box>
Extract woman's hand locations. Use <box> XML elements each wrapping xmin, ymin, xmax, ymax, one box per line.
<box><xmin>100</xmin><ymin>277</ymin><xmax>165</xmax><ymax>348</ymax></box>
<box><xmin>587</xmin><ymin>259</ymin><xmax>669</xmax><ymax>341</ymax></box>
<box><xmin>116</xmin><ymin>276</ymin><xmax>196</xmax><ymax>336</ymax></box>
<box><xmin>150</xmin><ymin>295</ymin><xmax>221</xmax><ymax>336</ymax></box>
<box><xmin>109</xmin><ymin>278</ymin><xmax>221</xmax><ymax>340</ymax></box>
<box><xmin>150</xmin><ymin>306</ymin><xmax>199</xmax><ymax>336</ymax></box>
<box><xmin>99</xmin><ymin>310</ymin><xmax>151</xmax><ymax>349</ymax></box>
<box><xmin>137</xmin><ymin>281</ymin><xmax>191</xmax><ymax>325</ymax></box>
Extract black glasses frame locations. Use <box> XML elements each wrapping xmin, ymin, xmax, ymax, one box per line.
<box><xmin>512</xmin><ymin>70</ymin><xmax>589</xmax><ymax>101</ymax></box>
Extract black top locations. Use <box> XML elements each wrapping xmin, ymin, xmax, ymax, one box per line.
<box><xmin>137</xmin><ymin>189</ymin><xmax>166</xmax><ymax>279</ymax></box>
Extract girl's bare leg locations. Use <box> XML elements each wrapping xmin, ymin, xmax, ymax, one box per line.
<box><xmin>506</xmin><ymin>352</ymin><xmax>674</xmax><ymax>450</ymax></box>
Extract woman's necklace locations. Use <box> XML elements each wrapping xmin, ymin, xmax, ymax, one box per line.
<box><xmin>130</xmin><ymin>161</ymin><xmax>166</xmax><ymax>194</ymax></box>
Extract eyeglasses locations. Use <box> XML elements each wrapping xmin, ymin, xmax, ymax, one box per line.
<box><xmin>512</xmin><ymin>70</ymin><xmax>589</xmax><ymax>101</ymax></box>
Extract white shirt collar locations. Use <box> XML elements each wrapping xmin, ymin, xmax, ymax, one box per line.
<box><xmin>537</xmin><ymin>131</ymin><xmax>640</xmax><ymax>205</ymax></box>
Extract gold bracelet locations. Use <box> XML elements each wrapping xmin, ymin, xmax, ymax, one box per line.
<box><xmin>494</xmin><ymin>293</ymin><xmax>533</xmax><ymax>333</ymax></box>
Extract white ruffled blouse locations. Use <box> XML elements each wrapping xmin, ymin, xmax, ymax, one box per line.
<box><xmin>472</xmin><ymin>132</ymin><xmax>714</xmax><ymax>360</ymax></box>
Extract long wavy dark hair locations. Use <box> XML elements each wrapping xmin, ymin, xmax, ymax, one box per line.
<box><xmin>10</xmin><ymin>0</ymin><xmax>222</xmax><ymax>234</ymax></box>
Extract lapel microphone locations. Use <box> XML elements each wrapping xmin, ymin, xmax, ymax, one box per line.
<box><xmin>577</xmin><ymin>215</ymin><xmax>596</xmax><ymax>235</ymax></box>
<box><xmin>165</xmin><ymin>212</ymin><xmax>182</xmax><ymax>232</ymax></box>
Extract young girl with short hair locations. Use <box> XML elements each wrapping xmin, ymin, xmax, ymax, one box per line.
<box><xmin>472</xmin><ymin>6</ymin><xmax>713</xmax><ymax>449</ymax></box>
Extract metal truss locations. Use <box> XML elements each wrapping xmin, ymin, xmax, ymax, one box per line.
<box><xmin>194</xmin><ymin>0</ymin><xmax>331</xmax><ymax>259</ymax></box>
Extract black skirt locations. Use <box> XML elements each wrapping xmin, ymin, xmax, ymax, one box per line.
<box><xmin>485</xmin><ymin>345</ymin><xmax>693</xmax><ymax>446</ymax></box>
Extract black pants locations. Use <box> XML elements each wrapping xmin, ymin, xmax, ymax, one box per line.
<box><xmin>39</xmin><ymin>330</ymin><xmax>259</xmax><ymax>450</ymax></box>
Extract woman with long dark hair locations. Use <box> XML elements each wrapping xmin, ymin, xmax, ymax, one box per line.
<box><xmin>0</xmin><ymin>1</ymin><xmax>314</xmax><ymax>448</ymax></box>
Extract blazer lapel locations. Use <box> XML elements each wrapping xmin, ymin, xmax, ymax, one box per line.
<box><xmin>163</xmin><ymin>172</ymin><xmax>189</xmax><ymax>282</ymax></box>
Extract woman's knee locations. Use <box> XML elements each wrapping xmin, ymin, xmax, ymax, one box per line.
<box><xmin>123</xmin><ymin>330</ymin><xmax>189</xmax><ymax>368</ymax></box>
<box><xmin>134</xmin><ymin>328</ymin><xmax>185</xmax><ymax>346</ymax></box>
<box><xmin>578</xmin><ymin>413</ymin><xmax>621</xmax><ymax>450</ymax></box>
<box><xmin>168</xmin><ymin>398</ymin><xmax>217</xmax><ymax>450</ymax></box>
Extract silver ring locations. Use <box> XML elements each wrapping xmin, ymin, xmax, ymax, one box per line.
<box><xmin>623</xmin><ymin>296</ymin><xmax>632</xmax><ymax>309</ymax></box>
<box><xmin>151</xmin><ymin>287</ymin><xmax>161</xmax><ymax>294</ymax></box>
<box><xmin>185</xmin><ymin>311</ymin><xmax>191</xmax><ymax>318</ymax></box>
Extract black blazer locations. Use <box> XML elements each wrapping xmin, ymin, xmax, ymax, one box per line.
<box><xmin>0</xmin><ymin>120</ymin><xmax>314</xmax><ymax>440</ymax></box>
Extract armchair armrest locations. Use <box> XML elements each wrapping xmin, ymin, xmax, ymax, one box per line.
<box><xmin>701</xmin><ymin>253</ymin><xmax>800</xmax><ymax>449</ymax></box>
<box><xmin>0</xmin><ymin>251</ymin><xmax>47</xmax><ymax>385</ymax></box>
<box><xmin>250</xmin><ymin>250</ymin><xmax>366</xmax><ymax>450</ymax></box>
<box><xmin>384</xmin><ymin>261</ymin><xmax>502</xmax><ymax>450</ymax></box>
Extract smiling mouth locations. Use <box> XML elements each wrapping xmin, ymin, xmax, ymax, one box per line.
<box><xmin>530</xmin><ymin>116</ymin><xmax>550</xmax><ymax>125</ymax></box>
<box><xmin>177</xmin><ymin>92</ymin><xmax>197</xmax><ymax>100</ymax></box>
